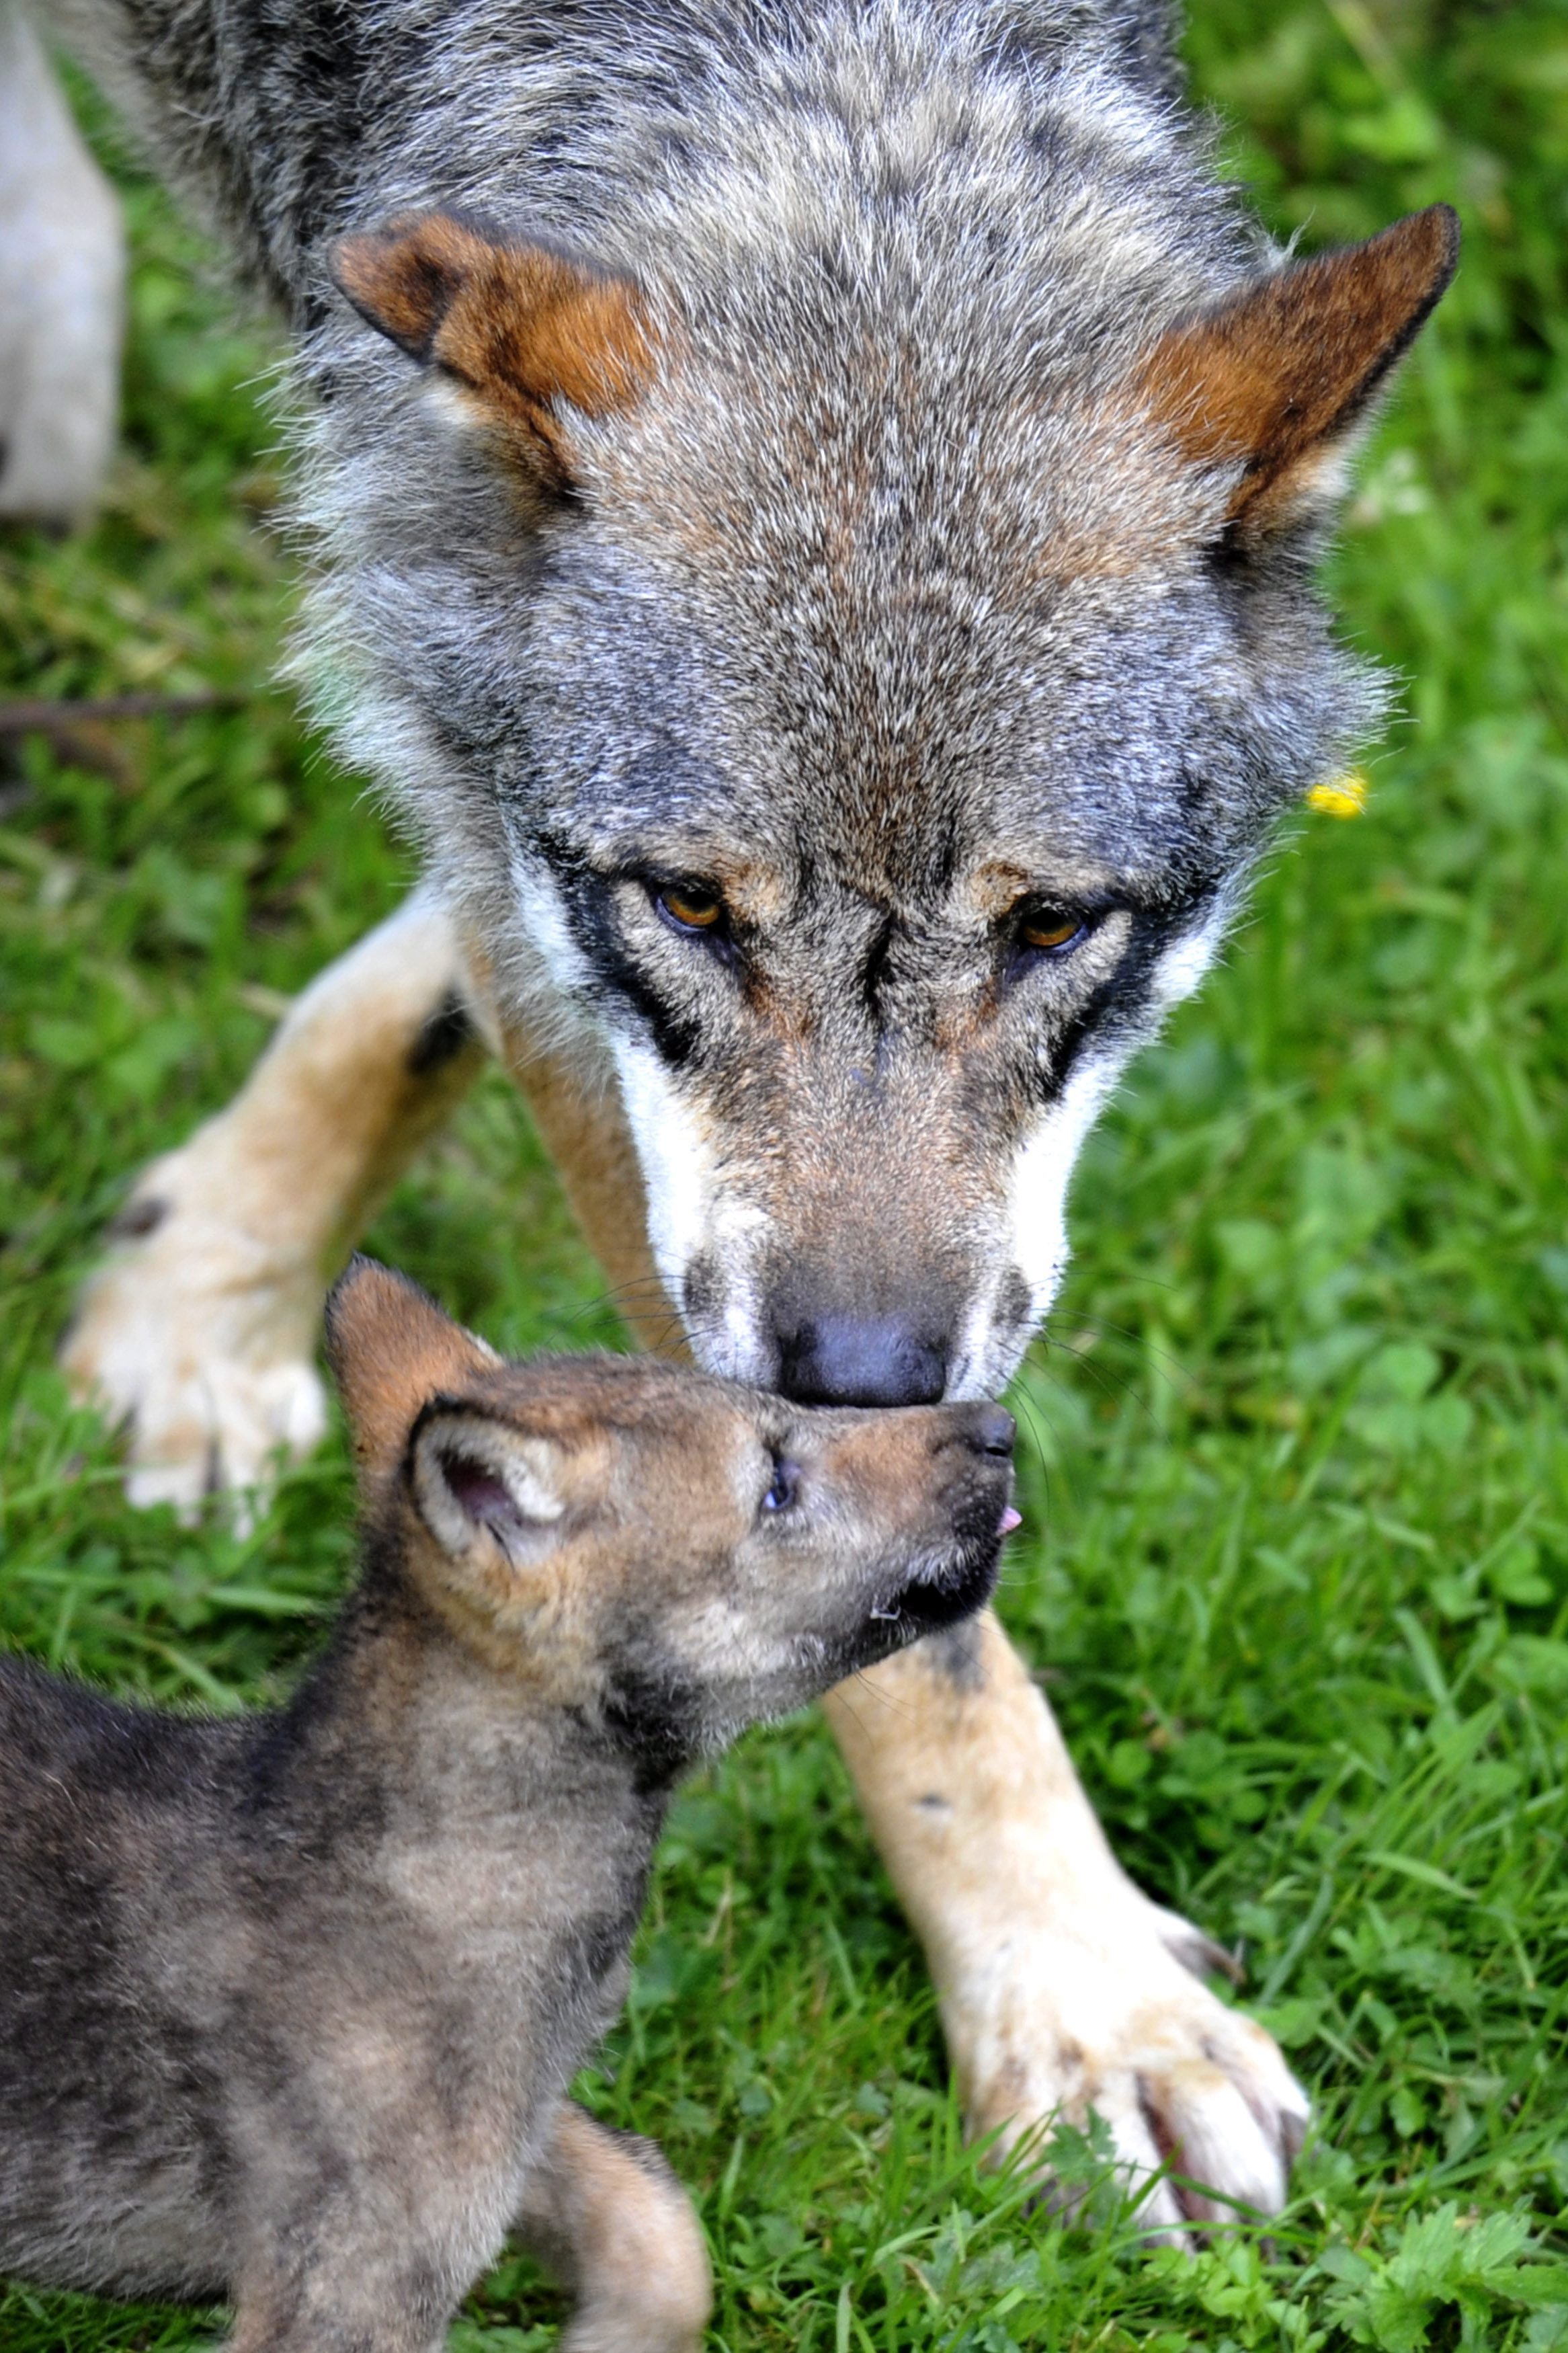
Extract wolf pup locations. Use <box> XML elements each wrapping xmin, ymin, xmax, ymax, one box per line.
<box><xmin>50</xmin><ymin>0</ymin><xmax>1455</xmax><ymax>2225</ymax></box>
<box><xmin>0</xmin><ymin>1258</ymin><xmax>1014</xmax><ymax>2350</ymax></box>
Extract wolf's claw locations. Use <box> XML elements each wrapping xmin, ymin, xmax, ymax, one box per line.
<box><xmin>952</xmin><ymin>1895</ymin><xmax>1309</xmax><ymax>2237</ymax></box>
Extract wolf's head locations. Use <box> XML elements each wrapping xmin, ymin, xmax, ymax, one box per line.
<box><xmin>313</xmin><ymin>17</ymin><xmax>1456</xmax><ymax>1404</ymax></box>
<box><xmin>326</xmin><ymin>1258</ymin><xmax>1012</xmax><ymax>1758</ymax></box>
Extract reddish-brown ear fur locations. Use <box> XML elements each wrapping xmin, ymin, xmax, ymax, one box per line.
<box><xmin>1139</xmin><ymin>204</ymin><xmax>1458</xmax><ymax>530</ymax></box>
<box><xmin>325</xmin><ymin>1257</ymin><xmax>497</xmax><ymax>1493</ymax></box>
<box><xmin>331</xmin><ymin>212</ymin><xmax>655</xmax><ymax>479</ymax></box>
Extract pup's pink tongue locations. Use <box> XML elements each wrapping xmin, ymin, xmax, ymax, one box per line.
<box><xmin>999</xmin><ymin>1506</ymin><xmax>1022</xmax><ymax>1536</ymax></box>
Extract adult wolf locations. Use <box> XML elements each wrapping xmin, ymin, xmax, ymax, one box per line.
<box><xmin>54</xmin><ymin>0</ymin><xmax>1455</xmax><ymax>2230</ymax></box>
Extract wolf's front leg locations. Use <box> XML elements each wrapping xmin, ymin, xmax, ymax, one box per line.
<box><xmin>825</xmin><ymin>1614</ymin><xmax>1309</xmax><ymax>2234</ymax></box>
<box><xmin>63</xmin><ymin>889</ymin><xmax>485</xmax><ymax>1510</ymax></box>
<box><xmin>513</xmin><ymin>2101</ymin><xmax>712</xmax><ymax>2353</ymax></box>
<box><xmin>495</xmin><ymin>1023</ymin><xmax>1309</xmax><ymax>2234</ymax></box>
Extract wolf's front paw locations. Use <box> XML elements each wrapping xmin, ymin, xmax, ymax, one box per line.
<box><xmin>62</xmin><ymin>1154</ymin><xmax>328</xmax><ymax>1515</ymax></box>
<box><xmin>952</xmin><ymin>1898</ymin><xmax>1309</xmax><ymax>2237</ymax></box>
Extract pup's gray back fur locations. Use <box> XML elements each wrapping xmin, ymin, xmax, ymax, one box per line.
<box><xmin>53</xmin><ymin>0</ymin><xmax>1452</xmax><ymax>1402</ymax></box>
<box><xmin>0</xmin><ymin>1644</ymin><xmax>655</xmax><ymax>2311</ymax></box>
<box><xmin>0</xmin><ymin>1260</ymin><xmax>1010</xmax><ymax>2344</ymax></box>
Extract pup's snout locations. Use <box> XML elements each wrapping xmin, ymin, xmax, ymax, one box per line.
<box><xmin>838</xmin><ymin>1396</ymin><xmax>1014</xmax><ymax>1661</ymax></box>
<box><xmin>932</xmin><ymin>1402</ymin><xmax>1016</xmax><ymax>1538</ymax></box>
<box><xmin>926</xmin><ymin>1401</ymin><xmax>1014</xmax><ymax>1462</ymax></box>
<box><xmin>955</xmin><ymin>1402</ymin><xmax>1015</xmax><ymax>1460</ymax></box>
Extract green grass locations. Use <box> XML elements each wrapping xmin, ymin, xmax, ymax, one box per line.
<box><xmin>3</xmin><ymin>4</ymin><xmax>1567</xmax><ymax>2345</ymax></box>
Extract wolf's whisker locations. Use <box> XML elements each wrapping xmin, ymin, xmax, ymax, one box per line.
<box><xmin>1040</xmin><ymin>1312</ymin><xmax>1196</xmax><ymax>1392</ymax></box>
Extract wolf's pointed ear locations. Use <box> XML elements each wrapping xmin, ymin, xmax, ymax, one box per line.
<box><xmin>325</xmin><ymin>1257</ymin><xmax>499</xmax><ymax>1495</ymax></box>
<box><xmin>330</xmin><ymin>211</ymin><xmax>655</xmax><ymax>481</ymax></box>
<box><xmin>1140</xmin><ymin>204</ymin><xmax>1458</xmax><ymax>536</ymax></box>
<box><xmin>409</xmin><ymin>1406</ymin><xmax>567</xmax><ymax>1571</ymax></box>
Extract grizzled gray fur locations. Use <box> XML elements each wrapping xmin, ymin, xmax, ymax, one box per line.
<box><xmin>0</xmin><ymin>1259</ymin><xmax>1012</xmax><ymax>2350</ymax></box>
<box><xmin>50</xmin><ymin>0</ymin><xmax>1456</xmax><ymax>1411</ymax></box>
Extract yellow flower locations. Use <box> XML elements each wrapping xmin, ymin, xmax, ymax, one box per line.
<box><xmin>1306</xmin><ymin>770</ymin><xmax>1369</xmax><ymax>818</ymax></box>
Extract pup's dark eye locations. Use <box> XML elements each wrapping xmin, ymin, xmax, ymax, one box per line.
<box><xmin>761</xmin><ymin>1458</ymin><xmax>800</xmax><ymax>1514</ymax></box>
<box><xmin>653</xmin><ymin>881</ymin><xmax>727</xmax><ymax>937</ymax></box>
<box><xmin>1016</xmin><ymin>904</ymin><xmax>1089</xmax><ymax>956</ymax></box>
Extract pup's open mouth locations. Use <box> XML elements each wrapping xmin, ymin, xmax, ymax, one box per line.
<box><xmin>852</xmin><ymin>1489</ymin><xmax>1018</xmax><ymax>1657</ymax></box>
<box><xmin>866</xmin><ymin>1536</ymin><xmax>1002</xmax><ymax>1640</ymax></box>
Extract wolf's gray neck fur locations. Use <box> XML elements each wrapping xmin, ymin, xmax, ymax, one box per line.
<box><xmin>61</xmin><ymin>2</ymin><xmax>1193</xmax><ymax>315</ymax></box>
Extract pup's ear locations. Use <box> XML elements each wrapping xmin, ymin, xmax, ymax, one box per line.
<box><xmin>409</xmin><ymin>1407</ymin><xmax>566</xmax><ymax>1569</ymax></box>
<box><xmin>325</xmin><ymin>1257</ymin><xmax>499</xmax><ymax>1494</ymax></box>
<box><xmin>1140</xmin><ymin>204</ymin><xmax>1458</xmax><ymax>536</ymax></box>
<box><xmin>330</xmin><ymin>210</ymin><xmax>655</xmax><ymax>481</ymax></box>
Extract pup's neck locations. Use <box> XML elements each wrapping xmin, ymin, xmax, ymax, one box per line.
<box><xmin>228</xmin><ymin>1540</ymin><xmax>675</xmax><ymax>2171</ymax></box>
<box><xmin>241</xmin><ymin>1542</ymin><xmax>681</xmax><ymax>1884</ymax></box>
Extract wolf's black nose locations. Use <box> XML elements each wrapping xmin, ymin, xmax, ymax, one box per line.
<box><xmin>777</xmin><ymin>1314</ymin><xmax>947</xmax><ymax>1406</ymax></box>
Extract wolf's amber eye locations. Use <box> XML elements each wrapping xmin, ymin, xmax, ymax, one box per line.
<box><xmin>1018</xmin><ymin>907</ymin><xmax>1085</xmax><ymax>953</ymax></box>
<box><xmin>655</xmin><ymin>883</ymin><xmax>725</xmax><ymax>935</ymax></box>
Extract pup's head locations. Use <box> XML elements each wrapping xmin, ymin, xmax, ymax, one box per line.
<box><xmin>316</xmin><ymin>36</ymin><xmax>1458</xmax><ymax>1405</ymax></box>
<box><xmin>325</xmin><ymin>1259</ymin><xmax>1014</xmax><ymax>1761</ymax></box>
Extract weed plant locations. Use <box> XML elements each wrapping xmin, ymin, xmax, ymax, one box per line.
<box><xmin>2</xmin><ymin>4</ymin><xmax>1566</xmax><ymax>2346</ymax></box>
